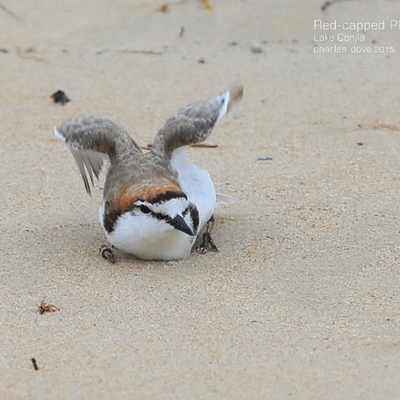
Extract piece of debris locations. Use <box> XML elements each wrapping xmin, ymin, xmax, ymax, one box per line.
<box><xmin>321</xmin><ymin>0</ymin><xmax>348</xmax><ymax>11</ymax></box>
<box><xmin>202</xmin><ymin>0</ymin><xmax>212</xmax><ymax>10</ymax></box>
<box><xmin>179</xmin><ymin>27</ymin><xmax>185</xmax><ymax>37</ymax></box>
<box><xmin>251</xmin><ymin>46</ymin><xmax>263</xmax><ymax>54</ymax></box>
<box><xmin>198</xmin><ymin>58</ymin><xmax>206</xmax><ymax>64</ymax></box>
<box><xmin>31</xmin><ymin>358</ymin><xmax>39</xmax><ymax>370</ymax></box>
<box><xmin>51</xmin><ymin>90</ymin><xmax>70</xmax><ymax>105</ymax></box>
<box><xmin>257</xmin><ymin>156</ymin><xmax>273</xmax><ymax>161</ymax></box>
<box><xmin>159</xmin><ymin>4</ymin><xmax>169</xmax><ymax>13</ymax></box>
<box><xmin>356</xmin><ymin>142</ymin><xmax>363</xmax><ymax>146</ymax></box>
<box><xmin>372</xmin><ymin>123</ymin><xmax>400</xmax><ymax>132</ymax></box>
<box><xmin>228</xmin><ymin>41</ymin><xmax>238</xmax><ymax>46</ymax></box>
<box><xmin>16</xmin><ymin>47</ymin><xmax>47</xmax><ymax>62</ymax></box>
<box><xmin>38</xmin><ymin>299</ymin><xmax>60</xmax><ymax>314</ymax></box>
<box><xmin>0</xmin><ymin>48</ymin><xmax>9</xmax><ymax>53</ymax></box>
<box><xmin>99</xmin><ymin>244</ymin><xmax>116</xmax><ymax>263</ymax></box>
<box><xmin>118</xmin><ymin>49</ymin><xmax>164</xmax><ymax>56</ymax></box>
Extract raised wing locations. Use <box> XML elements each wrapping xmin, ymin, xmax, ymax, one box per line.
<box><xmin>54</xmin><ymin>115</ymin><xmax>141</xmax><ymax>195</ymax></box>
<box><xmin>151</xmin><ymin>83</ymin><xmax>243</xmax><ymax>158</ymax></box>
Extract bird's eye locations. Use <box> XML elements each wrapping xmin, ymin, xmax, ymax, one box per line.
<box><xmin>139</xmin><ymin>205</ymin><xmax>151</xmax><ymax>214</ymax></box>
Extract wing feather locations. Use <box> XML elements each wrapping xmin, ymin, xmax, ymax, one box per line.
<box><xmin>152</xmin><ymin>84</ymin><xmax>243</xmax><ymax>158</ymax></box>
<box><xmin>70</xmin><ymin>148</ymin><xmax>106</xmax><ymax>195</ymax></box>
<box><xmin>54</xmin><ymin>115</ymin><xmax>140</xmax><ymax>195</ymax></box>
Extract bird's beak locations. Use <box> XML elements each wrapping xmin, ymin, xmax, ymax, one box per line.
<box><xmin>169</xmin><ymin>215</ymin><xmax>194</xmax><ymax>236</ymax></box>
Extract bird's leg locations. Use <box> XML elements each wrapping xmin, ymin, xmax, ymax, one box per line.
<box><xmin>99</xmin><ymin>244</ymin><xmax>116</xmax><ymax>263</ymax></box>
<box><xmin>197</xmin><ymin>215</ymin><xmax>218</xmax><ymax>254</ymax></box>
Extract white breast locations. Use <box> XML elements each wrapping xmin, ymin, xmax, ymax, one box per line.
<box><xmin>98</xmin><ymin>202</ymin><xmax>195</xmax><ymax>260</ymax></box>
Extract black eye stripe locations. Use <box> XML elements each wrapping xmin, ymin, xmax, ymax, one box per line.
<box><xmin>133</xmin><ymin>203</ymin><xmax>165</xmax><ymax>220</ymax></box>
<box><xmin>139</xmin><ymin>205</ymin><xmax>151</xmax><ymax>214</ymax></box>
<box><xmin>131</xmin><ymin>201</ymin><xmax>198</xmax><ymax>233</ymax></box>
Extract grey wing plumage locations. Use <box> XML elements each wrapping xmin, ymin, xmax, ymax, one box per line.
<box><xmin>151</xmin><ymin>83</ymin><xmax>243</xmax><ymax>158</ymax></box>
<box><xmin>55</xmin><ymin>115</ymin><xmax>141</xmax><ymax>195</ymax></box>
<box><xmin>70</xmin><ymin>148</ymin><xmax>105</xmax><ymax>195</ymax></box>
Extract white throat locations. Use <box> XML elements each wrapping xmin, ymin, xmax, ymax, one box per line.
<box><xmin>99</xmin><ymin>201</ymin><xmax>196</xmax><ymax>260</ymax></box>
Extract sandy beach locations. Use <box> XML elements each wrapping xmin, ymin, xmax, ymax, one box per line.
<box><xmin>1</xmin><ymin>0</ymin><xmax>400</xmax><ymax>398</ymax></box>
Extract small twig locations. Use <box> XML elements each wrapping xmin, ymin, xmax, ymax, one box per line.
<box><xmin>321</xmin><ymin>0</ymin><xmax>350</xmax><ymax>11</ymax></box>
<box><xmin>0</xmin><ymin>2</ymin><xmax>22</xmax><ymax>21</ymax></box>
<box><xmin>190</xmin><ymin>142</ymin><xmax>218</xmax><ymax>148</ymax></box>
<box><xmin>31</xmin><ymin>358</ymin><xmax>39</xmax><ymax>370</ymax></box>
<box><xmin>257</xmin><ymin>156</ymin><xmax>273</xmax><ymax>161</ymax></box>
<box><xmin>118</xmin><ymin>49</ymin><xmax>164</xmax><ymax>56</ymax></box>
<box><xmin>142</xmin><ymin>142</ymin><xmax>218</xmax><ymax>150</ymax></box>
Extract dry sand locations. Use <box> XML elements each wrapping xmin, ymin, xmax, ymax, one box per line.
<box><xmin>1</xmin><ymin>0</ymin><xmax>400</xmax><ymax>398</ymax></box>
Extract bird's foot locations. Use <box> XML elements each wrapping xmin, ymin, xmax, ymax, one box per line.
<box><xmin>197</xmin><ymin>232</ymin><xmax>218</xmax><ymax>254</ymax></box>
<box><xmin>99</xmin><ymin>244</ymin><xmax>116</xmax><ymax>263</ymax></box>
<box><xmin>196</xmin><ymin>215</ymin><xmax>218</xmax><ymax>254</ymax></box>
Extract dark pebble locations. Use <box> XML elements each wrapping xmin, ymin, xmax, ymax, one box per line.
<box><xmin>51</xmin><ymin>90</ymin><xmax>70</xmax><ymax>105</ymax></box>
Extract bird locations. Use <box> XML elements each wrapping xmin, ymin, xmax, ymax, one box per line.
<box><xmin>54</xmin><ymin>84</ymin><xmax>243</xmax><ymax>261</ymax></box>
